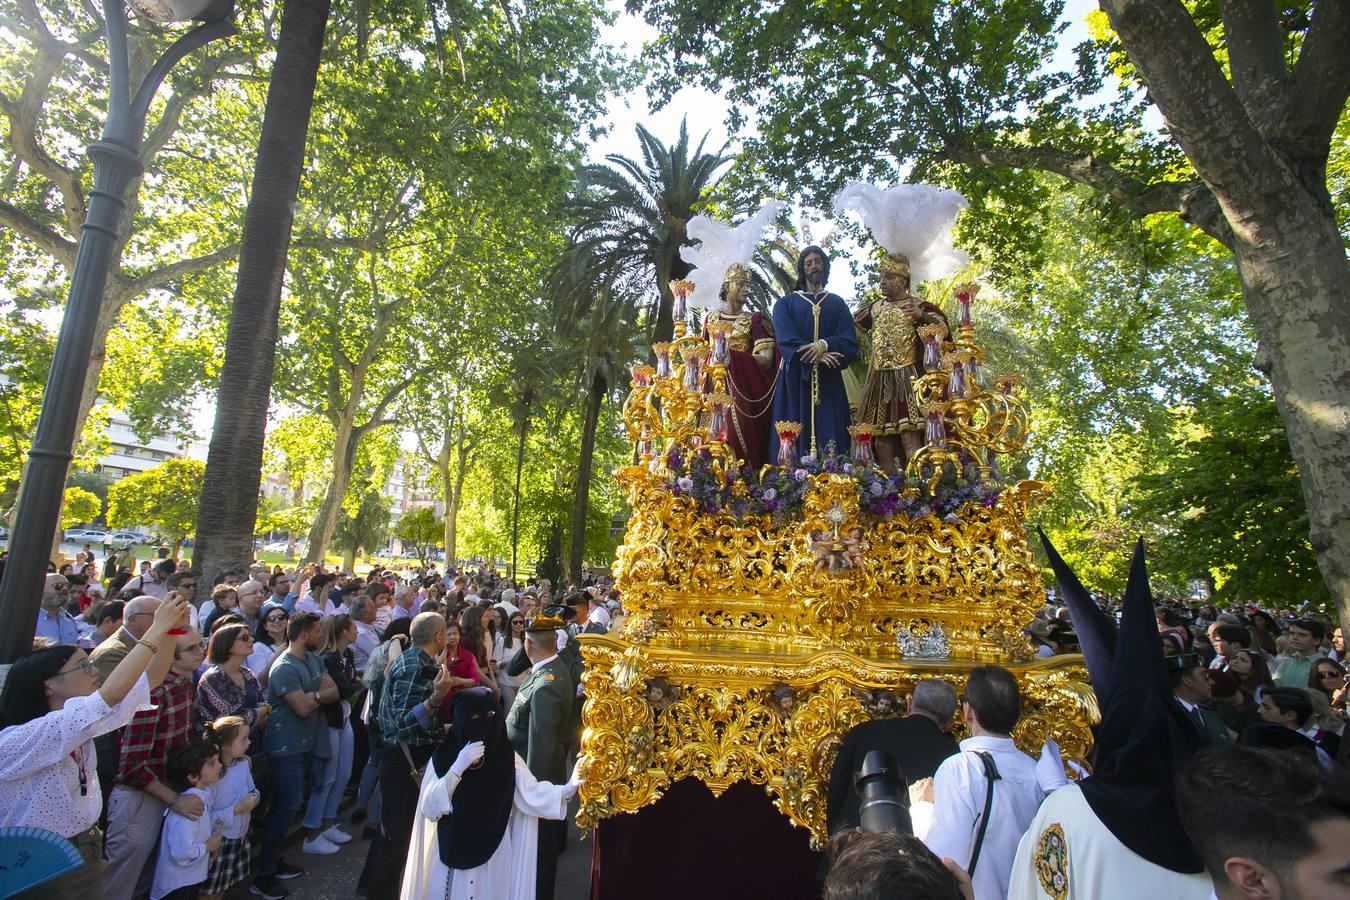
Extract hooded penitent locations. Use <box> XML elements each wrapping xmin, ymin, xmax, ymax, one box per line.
<box><xmin>1038</xmin><ymin>532</ymin><xmax>1208</xmax><ymax>873</ymax></box>
<box><xmin>430</xmin><ymin>687</ymin><xmax>516</xmax><ymax>869</ymax></box>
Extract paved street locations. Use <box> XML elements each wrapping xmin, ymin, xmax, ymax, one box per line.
<box><xmin>238</xmin><ymin>805</ymin><xmax>592</xmax><ymax>899</ymax></box>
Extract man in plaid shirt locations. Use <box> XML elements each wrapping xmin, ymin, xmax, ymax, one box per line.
<box><xmin>359</xmin><ymin>612</ymin><xmax>451</xmax><ymax>900</ymax></box>
<box><xmin>102</xmin><ymin>627</ymin><xmax>203</xmax><ymax>900</ymax></box>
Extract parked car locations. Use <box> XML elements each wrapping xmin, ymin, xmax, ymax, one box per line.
<box><xmin>262</xmin><ymin>541</ymin><xmax>293</xmax><ymax>553</ymax></box>
<box><xmin>63</xmin><ymin>528</ymin><xmax>109</xmax><ymax>543</ymax></box>
<box><xmin>110</xmin><ymin>531</ymin><xmax>149</xmax><ymax>544</ymax></box>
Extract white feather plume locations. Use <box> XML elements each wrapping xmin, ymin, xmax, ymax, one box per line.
<box><xmin>679</xmin><ymin>200</ymin><xmax>786</xmax><ymax>311</ymax></box>
<box><xmin>832</xmin><ymin>182</ymin><xmax>969</xmax><ymax>285</ymax></box>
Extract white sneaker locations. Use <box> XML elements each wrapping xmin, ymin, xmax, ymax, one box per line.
<box><xmin>301</xmin><ymin>835</ymin><xmax>339</xmax><ymax>855</ymax></box>
<box><xmin>321</xmin><ymin>826</ymin><xmax>353</xmax><ymax>845</ymax></box>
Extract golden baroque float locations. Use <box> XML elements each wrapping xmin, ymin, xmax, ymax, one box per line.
<box><xmin>576</xmin><ymin>280</ymin><xmax>1099</xmax><ymax>849</ymax></box>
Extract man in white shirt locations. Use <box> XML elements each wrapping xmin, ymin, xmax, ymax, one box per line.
<box><xmin>496</xmin><ymin>588</ymin><xmax>520</xmax><ymax>618</ymax></box>
<box><xmin>293</xmin><ymin>572</ymin><xmax>336</xmax><ymax>617</ymax></box>
<box><xmin>584</xmin><ymin>587</ymin><xmax>611</xmax><ymax>632</ymax></box>
<box><xmin>915</xmin><ymin>665</ymin><xmax>1045</xmax><ymax>900</ymax></box>
<box><xmin>349</xmin><ymin>595</ymin><xmax>380</xmax><ymax>675</ymax></box>
<box><xmin>390</xmin><ymin>584</ymin><xmax>416</xmax><ymax>621</ymax></box>
<box><xmin>121</xmin><ymin>558</ymin><xmax>175</xmax><ymax>601</ymax></box>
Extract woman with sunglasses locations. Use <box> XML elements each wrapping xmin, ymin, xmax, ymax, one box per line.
<box><xmin>0</xmin><ymin>594</ymin><xmax>189</xmax><ymax>899</ymax></box>
<box><xmin>1308</xmin><ymin>657</ymin><xmax>1348</xmax><ymax>718</ymax></box>
<box><xmin>248</xmin><ymin>608</ymin><xmax>290</xmax><ymax>686</ymax></box>
<box><xmin>198</xmin><ymin>624</ymin><xmax>271</xmax><ymax>730</ymax></box>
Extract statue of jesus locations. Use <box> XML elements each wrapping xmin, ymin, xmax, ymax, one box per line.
<box><xmin>769</xmin><ymin>245</ymin><xmax>858</xmax><ymax>461</ymax></box>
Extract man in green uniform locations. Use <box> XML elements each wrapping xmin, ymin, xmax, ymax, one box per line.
<box><xmin>507</xmin><ymin>611</ymin><xmax>575</xmax><ymax>900</ymax></box>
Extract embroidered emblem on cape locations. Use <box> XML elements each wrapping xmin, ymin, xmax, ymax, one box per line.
<box><xmin>543</xmin><ymin>673</ymin><xmax>555</xmax><ymax>682</ymax></box>
<box><xmin>1034</xmin><ymin>822</ymin><xmax>1069</xmax><ymax>900</ymax></box>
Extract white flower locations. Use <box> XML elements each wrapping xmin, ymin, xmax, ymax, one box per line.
<box><xmin>677</xmin><ymin>476</ymin><xmax>694</xmax><ymax>492</ymax></box>
<box><xmin>762</xmin><ymin>488</ymin><xmax>777</xmax><ymax>501</ymax></box>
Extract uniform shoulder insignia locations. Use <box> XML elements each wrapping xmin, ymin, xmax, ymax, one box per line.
<box><xmin>1034</xmin><ymin>822</ymin><xmax>1069</xmax><ymax>900</ymax></box>
<box><xmin>543</xmin><ymin>673</ymin><xmax>554</xmax><ymax>682</ymax></box>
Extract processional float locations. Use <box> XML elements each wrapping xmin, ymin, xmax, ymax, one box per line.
<box><xmin>574</xmin><ymin>204</ymin><xmax>1099</xmax><ymax>864</ymax></box>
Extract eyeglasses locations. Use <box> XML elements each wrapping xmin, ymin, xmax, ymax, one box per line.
<box><xmin>49</xmin><ymin>659</ymin><xmax>97</xmax><ymax>679</ymax></box>
<box><xmin>1318</xmin><ymin>670</ymin><xmax>1342</xmax><ymax>679</ymax></box>
<box><xmin>266</xmin><ymin>615</ymin><xmax>287</xmax><ymax>623</ymax></box>
<box><xmin>237</xmin><ymin>633</ymin><xmax>255</xmax><ymax>643</ymax></box>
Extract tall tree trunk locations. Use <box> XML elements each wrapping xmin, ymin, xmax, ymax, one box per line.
<box><xmin>568</xmin><ymin>370</ymin><xmax>606</xmax><ymax>582</ymax></box>
<box><xmin>193</xmin><ymin>0</ymin><xmax>331</xmax><ymax>585</ymax></box>
<box><xmin>302</xmin><ymin>420</ymin><xmax>356</xmax><ymax>566</ymax></box>
<box><xmin>343</xmin><ymin>547</ymin><xmax>356</xmax><ymax>572</ymax></box>
<box><xmin>432</xmin><ymin>456</ymin><xmax>452</xmax><ymax>562</ymax></box>
<box><xmin>445</xmin><ymin>439</ymin><xmax>470</xmax><ymax>564</ymax></box>
<box><xmin>510</xmin><ymin>407</ymin><xmax>530</xmax><ymax>581</ymax></box>
<box><xmin>1100</xmin><ymin>0</ymin><xmax>1350</xmax><ymax>625</ymax></box>
<box><xmin>287</xmin><ymin>479</ymin><xmax>303</xmax><ymax>557</ymax></box>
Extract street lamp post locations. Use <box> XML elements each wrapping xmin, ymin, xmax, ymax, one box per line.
<box><xmin>0</xmin><ymin>0</ymin><xmax>235</xmax><ymax>665</ymax></box>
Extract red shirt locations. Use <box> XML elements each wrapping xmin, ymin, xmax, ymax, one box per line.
<box><xmin>115</xmin><ymin>669</ymin><xmax>196</xmax><ymax>791</ymax></box>
<box><xmin>438</xmin><ymin>650</ymin><xmax>481</xmax><ymax>719</ymax></box>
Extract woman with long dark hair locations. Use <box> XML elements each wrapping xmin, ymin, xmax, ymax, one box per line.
<box><xmin>302</xmin><ymin>614</ymin><xmax>361</xmax><ymax>853</ymax></box>
<box><xmin>0</xmin><ymin>595</ymin><xmax>188</xmax><ymax>899</ymax></box>
<box><xmin>1228</xmin><ymin>648</ymin><xmax>1275</xmax><ymax>700</ymax></box>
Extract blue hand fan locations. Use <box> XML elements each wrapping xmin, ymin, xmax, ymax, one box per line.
<box><xmin>0</xmin><ymin>827</ymin><xmax>84</xmax><ymax>896</ymax></box>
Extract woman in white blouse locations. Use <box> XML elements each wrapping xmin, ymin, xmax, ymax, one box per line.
<box><xmin>0</xmin><ymin>594</ymin><xmax>189</xmax><ymax>900</ymax></box>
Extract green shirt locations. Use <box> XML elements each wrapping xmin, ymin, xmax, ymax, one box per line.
<box><xmin>264</xmin><ymin>649</ymin><xmax>327</xmax><ymax>757</ymax></box>
<box><xmin>1273</xmin><ymin>651</ymin><xmax>1324</xmax><ymax>688</ymax></box>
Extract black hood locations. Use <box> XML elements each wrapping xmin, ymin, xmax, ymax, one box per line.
<box><xmin>1040</xmin><ymin>532</ymin><xmax>1208</xmax><ymax>874</ymax></box>
<box><xmin>430</xmin><ymin>687</ymin><xmax>515</xmax><ymax>869</ymax></box>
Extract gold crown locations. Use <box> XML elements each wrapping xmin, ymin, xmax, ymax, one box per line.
<box><xmin>723</xmin><ymin>263</ymin><xmax>752</xmax><ymax>287</ymax></box>
<box><xmin>879</xmin><ymin>253</ymin><xmax>910</xmax><ymax>278</ymax></box>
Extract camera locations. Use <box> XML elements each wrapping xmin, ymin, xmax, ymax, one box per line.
<box><xmin>854</xmin><ymin>749</ymin><xmax>912</xmax><ymax>834</ymax></box>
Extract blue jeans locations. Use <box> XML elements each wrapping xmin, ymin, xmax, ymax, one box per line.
<box><xmin>259</xmin><ymin>753</ymin><xmax>306</xmax><ymax>876</ymax></box>
<box><xmin>303</xmin><ymin>722</ymin><xmax>354</xmax><ymax>828</ymax></box>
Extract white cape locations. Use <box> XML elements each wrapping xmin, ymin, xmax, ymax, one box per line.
<box><xmin>1007</xmin><ymin>784</ymin><xmax>1213</xmax><ymax>900</ymax></box>
<box><xmin>400</xmin><ymin>752</ymin><xmax>571</xmax><ymax>900</ymax></box>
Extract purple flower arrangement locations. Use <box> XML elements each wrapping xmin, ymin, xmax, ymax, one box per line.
<box><xmin>661</xmin><ymin>446</ymin><xmax>1004</xmax><ymax>524</ymax></box>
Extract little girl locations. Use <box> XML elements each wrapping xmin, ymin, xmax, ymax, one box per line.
<box><xmin>150</xmin><ymin>742</ymin><xmax>223</xmax><ymax>900</ymax></box>
<box><xmin>200</xmin><ymin>715</ymin><xmax>260</xmax><ymax>900</ymax></box>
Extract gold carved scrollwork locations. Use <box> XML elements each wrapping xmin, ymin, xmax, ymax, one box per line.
<box><xmin>577</xmin><ymin>639</ymin><xmax>1099</xmax><ymax>849</ymax></box>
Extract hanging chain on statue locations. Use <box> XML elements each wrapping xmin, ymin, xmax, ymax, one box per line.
<box><xmin>809</xmin><ymin>292</ymin><xmax>822</xmax><ymax>457</ymax></box>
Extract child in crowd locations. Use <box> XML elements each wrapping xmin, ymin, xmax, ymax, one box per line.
<box><xmin>150</xmin><ymin>742</ymin><xmax>223</xmax><ymax>900</ymax></box>
<box><xmin>200</xmin><ymin>716</ymin><xmax>260</xmax><ymax>900</ymax></box>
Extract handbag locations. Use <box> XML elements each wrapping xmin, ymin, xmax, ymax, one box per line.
<box><xmin>967</xmin><ymin>750</ymin><xmax>1001</xmax><ymax>878</ymax></box>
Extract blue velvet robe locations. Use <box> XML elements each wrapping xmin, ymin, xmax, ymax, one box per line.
<box><xmin>769</xmin><ymin>291</ymin><xmax>859</xmax><ymax>461</ymax></box>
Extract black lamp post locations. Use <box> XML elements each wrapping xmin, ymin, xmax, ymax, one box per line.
<box><xmin>0</xmin><ymin>0</ymin><xmax>235</xmax><ymax>665</ymax></box>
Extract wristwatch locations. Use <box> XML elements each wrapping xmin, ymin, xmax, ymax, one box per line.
<box><xmin>312</xmin><ymin>690</ymin><xmax>322</xmax><ymax>703</ymax></box>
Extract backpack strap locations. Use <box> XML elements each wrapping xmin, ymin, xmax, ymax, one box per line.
<box><xmin>967</xmin><ymin>750</ymin><xmax>1002</xmax><ymax>878</ymax></box>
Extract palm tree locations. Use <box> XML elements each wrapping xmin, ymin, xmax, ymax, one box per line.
<box><xmin>502</xmin><ymin>341</ymin><xmax>566</xmax><ymax>582</ymax></box>
<box><xmin>554</xmin><ymin>281</ymin><xmax>640</xmax><ymax>583</ymax></box>
<box><xmin>558</xmin><ymin>119</ymin><xmax>731</xmax><ymax>346</ymax></box>
<box><xmin>192</xmin><ymin>0</ymin><xmax>331</xmax><ymax>584</ymax></box>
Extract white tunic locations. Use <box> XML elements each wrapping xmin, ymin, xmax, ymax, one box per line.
<box><xmin>400</xmin><ymin>753</ymin><xmax>570</xmax><ymax>900</ymax></box>
<box><xmin>1007</xmin><ymin>785</ymin><xmax>1213</xmax><ymax>900</ymax></box>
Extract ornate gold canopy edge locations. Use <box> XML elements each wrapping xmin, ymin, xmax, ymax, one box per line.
<box><xmin>575</xmin><ymin>633</ymin><xmax>1099</xmax><ymax>849</ymax></box>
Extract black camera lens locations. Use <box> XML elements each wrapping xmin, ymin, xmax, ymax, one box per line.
<box><xmin>854</xmin><ymin>750</ymin><xmax>912</xmax><ymax>834</ymax></box>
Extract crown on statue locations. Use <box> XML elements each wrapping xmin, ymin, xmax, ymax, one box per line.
<box><xmin>723</xmin><ymin>263</ymin><xmax>752</xmax><ymax>287</ymax></box>
<box><xmin>878</xmin><ymin>252</ymin><xmax>911</xmax><ymax>278</ymax></box>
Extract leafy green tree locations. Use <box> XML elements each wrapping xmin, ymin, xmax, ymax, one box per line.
<box><xmin>394</xmin><ymin>507</ymin><xmax>442</xmax><ymax>568</ymax></box>
<box><xmin>1133</xmin><ymin>384</ymin><xmax>1328</xmax><ymax>607</ymax></box>
<box><xmin>331</xmin><ymin>490</ymin><xmax>392</xmax><ymax>572</ymax></box>
<box><xmin>557</xmin><ymin>120</ymin><xmax>730</xmax><ymax>345</ymax></box>
<box><xmin>633</xmin><ymin>0</ymin><xmax>1350</xmax><ymax>622</ymax></box>
<box><xmin>60</xmin><ymin>487</ymin><xmax>101</xmax><ymax>531</ymax></box>
<box><xmin>0</xmin><ymin>1</ymin><xmax>267</xmax><ymax>519</ymax></box>
<box><xmin>106</xmin><ymin>458</ymin><xmax>205</xmax><ymax>558</ymax></box>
